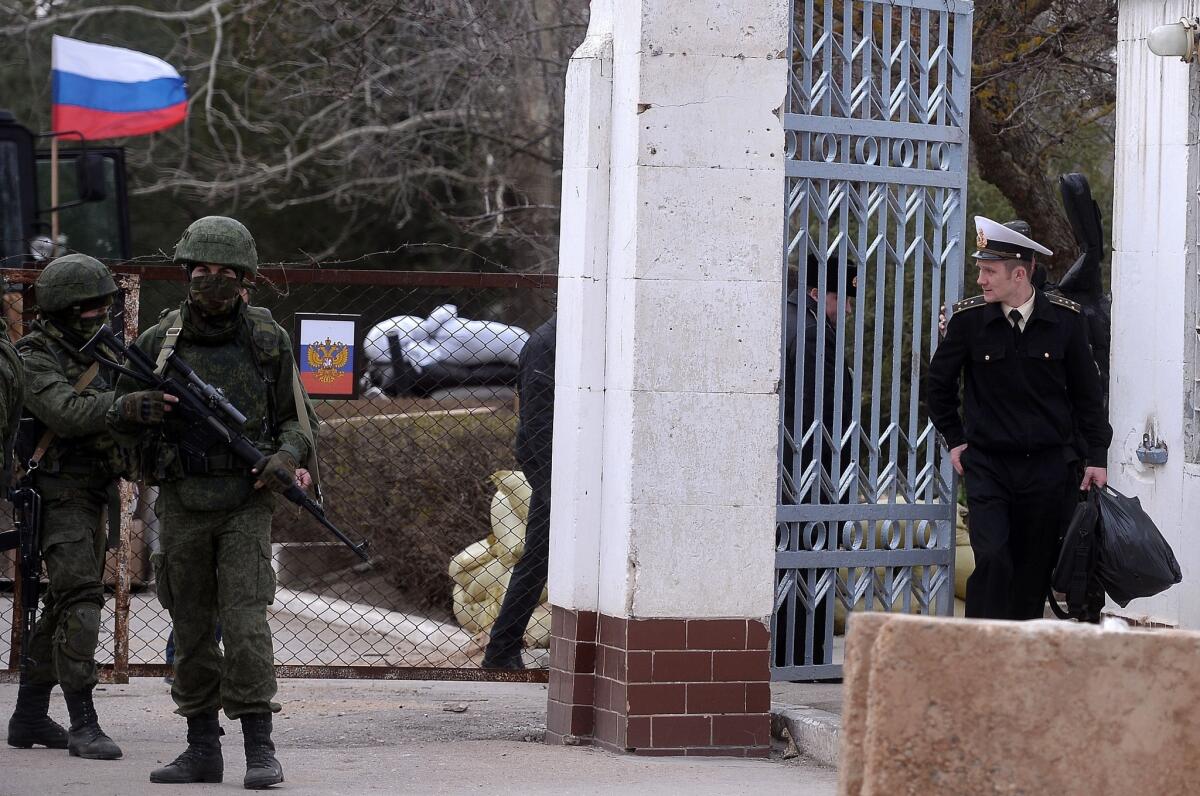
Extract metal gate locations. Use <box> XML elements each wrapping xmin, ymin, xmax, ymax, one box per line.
<box><xmin>774</xmin><ymin>0</ymin><xmax>973</xmax><ymax>680</ymax></box>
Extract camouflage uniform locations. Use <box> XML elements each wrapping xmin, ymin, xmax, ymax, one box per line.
<box><xmin>0</xmin><ymin>314</ymin><xmax>46</xmax><ymax>750</ymax></box>
<box><xmin>109</xmin><ymin>217</ymin><xmax>310</xmax><ymax>788</ymax></box>
<box><xmin>8</xmin><ymin>254</ymin><xmax>123</xmax><ymax>760</ymax></box>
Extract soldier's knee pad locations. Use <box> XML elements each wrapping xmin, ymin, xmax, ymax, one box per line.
<box><xmin>55</xmin><ymin>603</ymin><xmax>101</xmax><ymax>662</ymax></box>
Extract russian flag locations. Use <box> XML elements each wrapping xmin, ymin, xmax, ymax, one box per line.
<box><xmin>51</xmin><ymin>35</ymin><xmax>187</xmax><ymax>141</ymax></box>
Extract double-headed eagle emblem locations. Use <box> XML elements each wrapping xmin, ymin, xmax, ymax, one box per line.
<box><xmin>307</xmin><ymin>338</ymin><xmax>350</xmax><ymax>383</ymax></box>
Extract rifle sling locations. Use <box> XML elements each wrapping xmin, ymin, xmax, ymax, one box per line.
<box><xmin>291</xmin><ymin>369</ymin><xmax>320</xmax><ymax>501</ymax></box>
<box><xmin>25</xmin><ymin>360</ymin><xmax>100</xmax><ymax>476</ymax></box>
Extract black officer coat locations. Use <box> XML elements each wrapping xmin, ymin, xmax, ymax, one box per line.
<box><xmin>925</xmin><ymin>290</ymin><xmax>1112</xmax><ymax>466</ymax></box>
<box><xmin>783</xmin><ymin>291</ymin><xmax>855</xmax><ymax>487</ymax></box>
<box><xmin>514</xmin><ymin>314</ymin><xmax>555</xmax><ymax>473</ymax></box>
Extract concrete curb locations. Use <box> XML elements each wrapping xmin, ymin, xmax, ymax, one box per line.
<box><xmin>771</xmin><ymin>702</ymin><xmax>841</xmax><ymax>769</ymax></box>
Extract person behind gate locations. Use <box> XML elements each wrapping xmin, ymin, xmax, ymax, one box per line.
<box><xmin>779</xmin><ymin>254</ymin><xmax>856</xmax><ymax>669</ymax></box>
<box><xmin>926</xmin><ymin>216</ymin><xmax>1112</xmax><ymax>621</ymax></box>
<box><xmin>482</xmin><ymin>313</ymin><xmax>556</xmax><ymax>670</ymax></box>
<box><xmin>7</xmin><ymin>255</ymin><xmax>124</xmax><ymax>760</ymax></box>
<box><xmin>108</xmin><ymin>216</ymin><xmax>314</xmax><ymax>788</ymax></box>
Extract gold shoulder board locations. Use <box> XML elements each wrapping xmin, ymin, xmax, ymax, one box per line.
<box><xmin>952</xmin><ymin>295</ymin><xmax>987</xmax><ymax>313</ymax></box>
<box><xmin>1047</xmin><ymin>293</ymin><xmax>1081</xmax><ymax>313</ymax></box>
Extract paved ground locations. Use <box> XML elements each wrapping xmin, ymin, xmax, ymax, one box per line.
<box><xmin>772</xmin><ymin>681</ymin><xmax>844</xmax><ymax>716</ymax></box>
<box><xmin>0</xmin><ymin>679</ymin><xmax>839</xmax><ymax>796</ymax></box>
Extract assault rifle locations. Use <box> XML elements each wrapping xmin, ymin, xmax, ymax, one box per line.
<box><xmin>0</xmin><ymin>484</ymin><xmax>42</xmax><ymax>672</ymax></box>
<box><xmin>81</xmin><ymin>325</ymin><xmax>369</xmax><ymax>562</ymax></box>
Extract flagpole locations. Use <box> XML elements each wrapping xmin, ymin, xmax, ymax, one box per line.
<box><xmin>49</xmin><ymin>34</ymin><xmax>59</xmax><ymax>258</ymax></box>
<box><xmin>49</xmin><ymin>134</ymin><xmax>59</xmax><ymax>256</ymax></box>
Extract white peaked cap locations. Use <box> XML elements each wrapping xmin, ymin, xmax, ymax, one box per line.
<box><xmin>972</xmin><ymin>215</ymin><xmax>1053</xmax><ymax>261</ymax></box>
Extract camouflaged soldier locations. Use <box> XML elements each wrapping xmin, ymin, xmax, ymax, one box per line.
<box><xmin>108</xmin><ymin>217</ymin><xmax>312</xmax><ymax>789</ymax></box>
<box><xmin>0</xmin><ymin>283</ymin><xmax>36</xmax><ymax>748</ymax></box>
<box><xmin>6</xmin><ymin>254</ymin><xmax>123</xmax><ymax>760</ymax></box>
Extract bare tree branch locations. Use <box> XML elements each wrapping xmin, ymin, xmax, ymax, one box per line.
<box><xmin>0</xmin><ymin>0</ymin><xmax>248</xmax><ymax>36</ymax></box>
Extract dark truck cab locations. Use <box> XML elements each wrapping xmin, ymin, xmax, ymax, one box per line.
<box><xmin>0</xmin><ymin>109</ymin><xmax>131</xmax><ymax>267</ymax></box>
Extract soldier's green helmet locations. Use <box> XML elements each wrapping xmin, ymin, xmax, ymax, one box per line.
<box><xmin>35</xmin><ymin>253</ymin><xmax>118</xmax><ymax>314</ymax></box>
<box><xmin>173</xmin><ymin>216</ymin><xmax>258</xmax><ymax>277</ymax></box>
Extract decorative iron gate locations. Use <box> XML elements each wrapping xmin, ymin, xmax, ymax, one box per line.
<box><xmin>774</xmin><ymin>0</ymin><xmax>973</xmax><ymax>679</ymax></box>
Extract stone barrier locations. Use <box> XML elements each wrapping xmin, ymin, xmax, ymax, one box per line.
<box><xmin>840</xmin><ymin>613</ymin><xmax>1200</xmax><ymax>795</ymax></box>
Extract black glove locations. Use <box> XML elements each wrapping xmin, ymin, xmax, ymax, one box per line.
<box><xmin>118</xmin><ymin>390</ymin><xmax>168</xmax><ymax>425</ymax></box>
<box><xmin>253</xmin><ymin>451</ymin><xmax>297</xmax><ymax>493</ymax></box>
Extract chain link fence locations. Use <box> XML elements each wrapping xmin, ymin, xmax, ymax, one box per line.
<box><xmin>2</xmin><ymin>265</ymin><xmax>556</xmax><ymax>682</ymax></box>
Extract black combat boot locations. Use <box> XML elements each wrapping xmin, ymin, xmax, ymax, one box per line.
<box><xmin>241</xmin><ymin>713</ymin><xmax>283</xmax><ymax>789</ymax></box>
<box><xmin>7</xmin><ymin>683</ymin><xmax>68</xmax><ymax>749</ymax></box>
<box><xmin>149</xmin><ymin>712</ymin><xmax>224</xmax><ymax>784</ymax></box>
<box><xmin>62</xmin><ymin>688</ymin><xmax>122</xmax><ymax>759</ymax></box>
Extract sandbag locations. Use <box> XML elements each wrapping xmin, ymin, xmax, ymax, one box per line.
<box><xmin>448</xmin><ymin>470</ymin><xmax>548</xmax><ymax>647</ymax></box>
<box><xmin>1094</xmin><ymin>486</ymin><xmax>1182</xmax><ymax>607</ymax></box>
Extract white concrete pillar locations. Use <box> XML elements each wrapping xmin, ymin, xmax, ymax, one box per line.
<box><xmin>547</xmin><ymin>0</ymin><xmax>787</xmax><ymax>755</ymax></box>
<box><xmin>1109</xmin><ymin>0</ymin><xmax>1199</xmax><ymax>627</ymax></box>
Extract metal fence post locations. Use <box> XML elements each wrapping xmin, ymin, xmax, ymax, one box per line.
<box><xmin>108</xmin><ymin>273</ymin><xmax>141</xmax><ymax>685</ymax></box>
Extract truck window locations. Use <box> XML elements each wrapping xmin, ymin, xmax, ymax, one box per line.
<box><xmin>0</xmin><ymin>141</ymin><xmax>22</xmax><ymax>263</ymax></box>
<box><xmin>36</xmin><ymin>153</ymin><xmax>124</xmax><ymax>261</ymax></box>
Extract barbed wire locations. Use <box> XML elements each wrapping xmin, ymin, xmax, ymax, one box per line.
<box><xmin>0</xmin><ymin>238</ymin><xmax>552</xmax><ymax>278</ymax></box>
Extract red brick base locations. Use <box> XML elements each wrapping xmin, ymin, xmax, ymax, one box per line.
<box><xmin>545</xmin><ymin>606</ymin><xmax>771</xmax><ymax>756</ymax></box>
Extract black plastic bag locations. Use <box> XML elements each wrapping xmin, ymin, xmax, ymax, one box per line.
<box><xmin>1049</xmin><ymin>493</ymin><xmax>1101</xmax><ymax>621</ymax></box>
<box><xmin>1094</xmin><ymin>486</ymin><xmax>1182</xmax><ymax>607</ymax></box>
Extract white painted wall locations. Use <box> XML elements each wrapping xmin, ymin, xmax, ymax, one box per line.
<box><xmin>547</xmin><ymin>1</ymin><xmax>614</xmax><ymax>613</ymax></box>
<box><xmin>1110</xmin><ymin>0</ymin><xmax>1199</xmax><ymax>626</ymax></box>
<box><xmin>548</xmin><ymin>0</ymin><xmax>787</xmax><ymax>620</ymax></box>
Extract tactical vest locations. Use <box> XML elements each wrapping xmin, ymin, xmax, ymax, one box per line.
<box><xmin>144</xmin><ymin>305</ymin><xmax>285</xmax><ymax>481</ymax></box>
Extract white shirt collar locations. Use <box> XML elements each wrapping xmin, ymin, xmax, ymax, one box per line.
<box><xmin>1002</xmin><ymin>291</ymin><xmax>1036</xmax><ymax>331</ymax></box>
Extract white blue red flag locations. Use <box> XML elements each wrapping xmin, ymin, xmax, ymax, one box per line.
<box><xmin>51</xmin><ymin>35</ymin><xmax>187</xmax><ymax>140</ymax></box>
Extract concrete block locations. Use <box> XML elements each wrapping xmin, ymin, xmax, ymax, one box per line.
<box><xmin>627</xmin><ymin>390</ymin><xmax>778</xmax><ymax>507</ymax></box>
<box><xmin>554</xmin><ymin>276</ymin><xmax>609</xmax><ymax>390</ymax></box>
<box><xmin>838</xmin><ymin>612</ymin><xmax>891</xmax><ymax>796</ymax></box>
<box><xmin>548</xmin><ymin>388</ymin><xmax>607</xmax><ymax>611</ymax></box>
<box><xmin>636</xmin><ymin>51</ymin><xmax>788</xmax><ymax>118</ymax></box>
<box><xmin>558</xmin><ymin>167</ymin><xmax>612</xmax><ymax>281</ymax></box>
<box><xmin>627</xmin><ymin>502</ymin><xmax>775</xmax><ymax>618</ymax></box>
<box><xmin>639</xmin><ymin>0</ymin><xmax>788</xmax><ymax>59</ymax></box>
<box><xmin>841</xmin><ymin>615</ymin><xmax>1200</xmax><ymax>796</ymax></box>
<box><xmin>631</xmin><ymin>57</ymin><xmax>787</xmax><ymax>170</ymax></box>
<box><xmin>633</xmin><ymin>166</ymin><xmax>784</xmax><ymax>282</ymax></box>
<box><xmin>561</xmin><ymin>45</ymin><xmax>614</xmax><ymax>172</ymax></box>
<box><xmin>605</xmin><ymin>277</ymin><xmax>782</xmax><ymax>394</ymax></box>
<box><xmin>771</xmin><ymin>703</ymin><xmax>841</xmax><ymax>769</ymax></box>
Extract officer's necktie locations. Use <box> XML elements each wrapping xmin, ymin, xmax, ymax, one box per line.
<box><xmin>1009</xmin><ymin>308</ymin><xmax>1023</xmax><ymax>347</ymax></box>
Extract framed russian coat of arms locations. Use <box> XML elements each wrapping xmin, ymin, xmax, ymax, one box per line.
<box><xmin>294</xmin><ymin>313</ymin><xmax>360</xmax><ymax>399</ymax></box>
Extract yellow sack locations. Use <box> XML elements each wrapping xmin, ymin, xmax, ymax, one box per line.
<box><xmin>490</xmin><ymin>470</ymin><xmax>531</xmax><ymax>563</ymax></box>
<box><xmin>448</xmin><ymin>470</ymin><xmax>550</xmax><ymax>647</ymax></box>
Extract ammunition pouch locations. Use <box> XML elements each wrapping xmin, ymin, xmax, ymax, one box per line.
<box><xmin>178</xmin><ymin>449</ymin><xmax>253</xmax><ymax>476</ymax></box>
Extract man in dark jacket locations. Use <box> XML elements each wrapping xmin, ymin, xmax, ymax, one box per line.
<box><xmin>926</xmin><ymin>216</ymin><xmax>1111</xmax><ymax>620</ymax></box>
<box><xmin>783</xmin><ymin>255</ymin><xmax>856</xmax><ymax>500</ymax></box>
<box><xmin>482</xmin><ymin>314</ymin><xmax>556</xmax><ymax>670</ymax></box>
<box><xmin>778</xmin><ymin>255</ymin><xmax>856</xmax><ymax>669</ymax></box>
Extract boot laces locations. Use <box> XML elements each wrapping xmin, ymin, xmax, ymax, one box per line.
<box><xmin>170</xmin><ymin>742</ymin><xmax>214</xmax><ymax>769</ymax></box>
<box><xmin>246</xmin><ymin>745</ymin><xmax>276</xmax><ymax>768</ymax></box>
